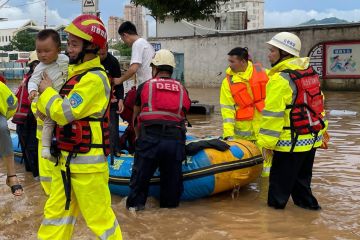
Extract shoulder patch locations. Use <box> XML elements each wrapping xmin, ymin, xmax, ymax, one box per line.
<box><xmin>69</xmin><ymin>93</ymin><xmax>83</xmax><ymax>108</ymax></box>
<box><xmin>7</xmin><ymin>95</ymin><xmax>14</xmax><ymax>106</ymax></box>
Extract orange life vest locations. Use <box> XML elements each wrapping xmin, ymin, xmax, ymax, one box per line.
<box><xmin>227</xmin><ymin>63</ymin><xmax>268</xmax><ymax>121</ymax></box>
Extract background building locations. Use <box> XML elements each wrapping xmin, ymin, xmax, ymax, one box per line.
<box><xmin>108</xmin><ymin>16</ymin><xmax>125</xmax><ymax>43</ymax></box>
<box><xmin>220</xmin><ymin>0</ymin><xmax>264</xmax><ymax>30</ymax></box>
<box><xmin>155</xmin><ymin>0</ymin><xmax>264</xmax><ymax>38</ymax></box>
<box><xmin>0</xmin><ymin>19</ymin><xmax>36</xmax><ymax>47</ymax></box>
<box><xmin>124</xmin><ymin>4</ymin><xmax>147</xmax><ymax>38</ymax></box>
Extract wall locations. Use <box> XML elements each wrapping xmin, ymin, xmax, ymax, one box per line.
<box><xmin>149</xmin><ymin>23</ymin><xmax>360</xmax><ymax>90</ymax></box>
<box><xmin>156</xmin><ymin>17</ymin><xmax>217</xmax><ymax>38</ymax></box>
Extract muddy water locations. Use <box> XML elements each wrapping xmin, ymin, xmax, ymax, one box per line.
<box><xmin>1</xmin><ymin>86</ymin><xmax>360</xmax><ymax>240</ymax></box>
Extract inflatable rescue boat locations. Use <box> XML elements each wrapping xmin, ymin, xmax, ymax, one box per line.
<box><xmin>11</xmin><ymin>127</ymin><xmax>263</xmax><ymax>200</ymax></box>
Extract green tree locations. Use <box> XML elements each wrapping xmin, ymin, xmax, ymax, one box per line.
<box><xmin>10</xmin><ymin>31</ymin><xmax>36</xmax><ymax>51</ymax></box>
<box><xmin>112</xmin><ymin>42</ymin><xmax>132</xmax><ymax>56</ymax></box>
<box><xmin>132</xmin><ymin>0</ymin><xmax>229</xmax><ymax>21</ymax></box>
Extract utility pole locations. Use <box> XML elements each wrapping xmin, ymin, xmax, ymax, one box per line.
<box><xmin>44</xmin><ymin>0</ymin><xmax>47</xmax><ymax>29</ymax></box>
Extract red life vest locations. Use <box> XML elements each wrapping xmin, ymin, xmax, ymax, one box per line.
<box><xmin>138</xmin><ymin>78</ymin><xmax>191</xmax><ymax>127</ymax></box>
<box><xmin>12</xmin><ymin>74</ymin><xmax>31</xmax><ymax>124</ymax></box>
<box><xmin>284</xmin><ymin>67</ymin><xmax>325</xmax><ymax>135</ymax></box>
<box><xmin>227</xmin><ymin>63</ymin><xmax>268</xmax><ymax>121</ymax></box>
<box><xmin>55</xmin><ymin>67</ymin><xmax>111</xmax><ymax>156</ymax></box>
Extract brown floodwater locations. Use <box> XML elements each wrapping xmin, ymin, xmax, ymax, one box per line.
<box><xmin>1</xmin><ymin>86</ymin><xmax>359</xmax><ymax>240</ymax></box>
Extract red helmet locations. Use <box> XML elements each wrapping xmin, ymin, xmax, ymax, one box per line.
<box><xmin>65</xmin><ymin>14</ymin><xmax>107</xmax><ymax>48</ymax></box>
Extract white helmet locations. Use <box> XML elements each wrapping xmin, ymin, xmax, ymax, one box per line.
<box><xmin>267</xmin><ymin>32</ymin><xmax>301</xmax><ymax>57</ymax></box>
<box><xmin>151</xmin><ymin>49</ymin><xmax>176</xmax><ymax>68</ymax></box>
<box><xmin>28</xmin><ymin>51</ymin><xmax>39</xmax><ymax>64</ymax></box>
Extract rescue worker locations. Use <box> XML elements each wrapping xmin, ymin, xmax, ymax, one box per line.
<box><xmin>27</xmin><ymin>50</ymin><xmax>54</xmax><ymax>194</ymax></box>
<box><xmin>219</xmin><ymin>47</ymin><xmax>270</xmax><ymax>176</ymax></box>
<box><xmin>36</xmin><ymin>15</ymin><xmax>122</xmax><ymax>239</ymax></box>
<box><xmin>126</xmin><ymin>49</ymin><xmax>191</xmax><ymax>210</ymax></box>
<box><xmin>33</xmin><ymin>92</ymin><xmax>53</xmax><ymax>194</ymax></box>
<box><xmin>257</xmin><ymin>32</ymin><xmax>327</xmax><ymax>210</ymax></box>
<box><xmin>0</xmin><ymin>75</ymin><xmax>23</xmax><ymax>196</ymax></box>
<box><xmin>13</xmin><ymin>51</ymin><xmax>40</xmax><ymax>179</ymax></box>
<box><xmin>99</xmin><ymin>43</ymin><xmax>124</xmax><ymax>157</ymax></box>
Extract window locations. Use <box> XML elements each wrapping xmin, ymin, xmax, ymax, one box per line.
<box><xmin>5</xmin><ymin>36</ymin><xmax>7</xmax><ymax>42</ymax></box>
<box><xmin>9</xmin><ymin>53</ymin><xmax>17</xmax><ymax>61</ymax></box>
<box><xmin>9</xmin><ymin>36</ymin><xmax>11</xmax><ymax>41</ymax></box>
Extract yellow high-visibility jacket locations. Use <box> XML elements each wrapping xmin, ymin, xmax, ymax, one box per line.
<box><xmin>37</xmin><ymin>57</ymin><xmax>111</xmax><ymax>173</ymax></box>
<box><xmin>220</xmin><ymin>61</ymin><xmax>263</xmax><ymax>141</ymax></box>
<box><xmin>0</xmin><ymin>82</ymin><xmax>18</xmax><ymax>119</ymax></box>
<box><xmin>257</xmin><ymin>57</ymin><xmax>328</xmax><ymax>152</ymax></box>
<box><xmin>30</xmin><ymin>102</ymin><xmax>44</xmax><ymax>140</ymax></box>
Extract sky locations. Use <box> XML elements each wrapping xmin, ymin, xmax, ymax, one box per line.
<box><xmin>0</xmin><ymin>0</ymin><xmax>360</xmax><ymax>36</ymax></box>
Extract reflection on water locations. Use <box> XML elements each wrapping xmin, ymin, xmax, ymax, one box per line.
<box><xmin>1</xmin><ymin>84</ymin><xmax>360</xmax><ymax>239</ymax></box>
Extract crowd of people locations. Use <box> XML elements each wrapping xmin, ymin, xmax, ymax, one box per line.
<box><xmin>0</xmin><ymin>13</ymin><xmax>329</xmax><ymax>239</ymax></box>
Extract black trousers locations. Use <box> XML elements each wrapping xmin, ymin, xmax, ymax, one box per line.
<box><xmin>109</xmin><ymin>106</ymin><xmax>121</xmax><ymax>154</ymax></box>
<box><xmin>126</xmin><ymin>127</ymin><xmax>185</xmax><ymax>209</ymax></box>
<box><xmin>268</xmin><ymin>148</ymin><xmax>320</xmax><ymax>210</ymax></box>
<box><xmin>16</xmin><ymin>112</ymin><xmax>39</xmax><ymax>177</ymax></box>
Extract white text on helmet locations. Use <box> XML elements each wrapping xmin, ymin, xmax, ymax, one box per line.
<box><xmin>283</xmin><ymin>39</ymin><xmax>296</xmax><ymax>48</ymax></box>
<box><xmin>91</xmin><ymin>26</ymin><xmax>106</xmax><ymax>38</ymax></box>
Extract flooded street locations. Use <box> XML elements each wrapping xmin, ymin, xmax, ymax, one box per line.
<box><xmin>1</xmin><ymin>86</ymin><xmax>360</xmax><ymax>240</ymax></box>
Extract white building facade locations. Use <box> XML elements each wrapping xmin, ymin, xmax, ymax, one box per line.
<box><xmin>0</xmin><ymin>19</ymin><xmax>36</xmax><ymax>47</ymax></box>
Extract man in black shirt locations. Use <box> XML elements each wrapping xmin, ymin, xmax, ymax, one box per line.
<box><xmin>99</xmin><ymin>44</ymin><xmax>124</xmax><ymax>156</ymax></box>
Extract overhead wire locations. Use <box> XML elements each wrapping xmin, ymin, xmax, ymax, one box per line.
<box><xmin>1</xmin><ymin>0</ymin><xmax>44</xmax><ymax>8</ymax></box>
<box><xmin>181</xmin><ymin>19</ymin><xmax>247</xmax><ymax>33</ymax></box>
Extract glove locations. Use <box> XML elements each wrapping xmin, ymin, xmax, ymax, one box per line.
<box><xmin>320</xmin><ymin>131</ymin><xmax>330</xmax><ymax>149</ymax></box>
<box><xmin>262</xmin><ymin>148</ymin><xmax>273</xmax><ymax>161</ymax></box>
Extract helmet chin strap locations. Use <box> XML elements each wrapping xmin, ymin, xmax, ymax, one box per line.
<box><xmin>271</xmin><ymin>50</ymin><xmax>292</xmax><ymax>67</ymax></box>
<box><xmin>69</xmin><ymin>42</ymin><xmax>99</xmax><ymax>64</ymax></box>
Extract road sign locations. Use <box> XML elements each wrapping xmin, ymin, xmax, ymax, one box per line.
<box><xmin>151</xmin><ymin>43</ymin><xmax>161</xmax><ymax>52</ymax></box>
<box><xmin>82</xmin><ymin>0</ymin><xmax>98</xmax><ymax>14</ymax></box>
